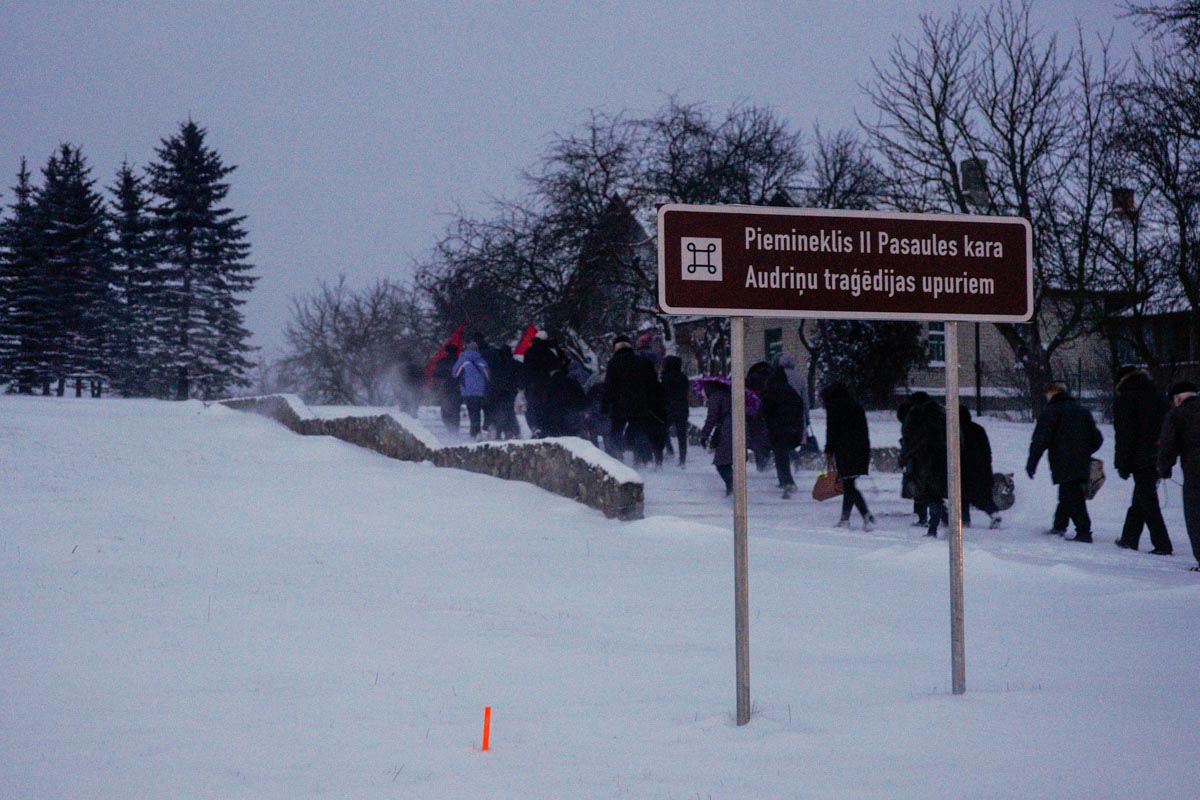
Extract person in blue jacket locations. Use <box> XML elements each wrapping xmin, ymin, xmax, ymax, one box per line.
<box><xmin>453</xmin><ymin>341</ymin><xmax>492</xmax><ymax>439</ymax></box>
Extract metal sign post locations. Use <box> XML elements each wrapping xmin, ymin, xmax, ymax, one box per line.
<box><xmin>945</xmin><ymin>322</ymin><xmax>966</xmax><ymax>695</ymax></box>
<box><xmin>731</xmin><ymin>317</ymin><xmax>751</xmax><ymax>725</ymax></box>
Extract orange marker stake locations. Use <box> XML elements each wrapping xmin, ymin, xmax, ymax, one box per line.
<box><xmin>482</xmin><ymin>706</ymin><xmax>491</xmax><ymax>751</ymax></box>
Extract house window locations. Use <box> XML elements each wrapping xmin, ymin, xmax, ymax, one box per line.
<box><xmin>764</xmin><ymin>328</ymin><xmax>783</xmax><ymax>362</ymax></box>
<box><xmin>927</xmin><ymin>322</ymin><xmax>946</xmax><ymax>365</ymax></box>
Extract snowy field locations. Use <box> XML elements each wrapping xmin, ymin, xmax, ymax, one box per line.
<box><xmin>2</xmin><ymin>395</ymin><xmax>1199</xmax><ymax>799</ymax></box>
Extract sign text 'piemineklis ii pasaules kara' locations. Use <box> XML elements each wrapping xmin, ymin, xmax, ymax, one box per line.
<box><xmin>657</xmin><ymin>204</ymin><xmax>1033</xmax><ymax>322</ymax></box>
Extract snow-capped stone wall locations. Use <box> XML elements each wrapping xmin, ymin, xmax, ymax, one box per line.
<box><xmin>220</xmin><ymin>396</ymin><xmax>644</xmax><ymax>521</ymax></box>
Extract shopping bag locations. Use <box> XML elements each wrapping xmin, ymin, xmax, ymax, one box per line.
<box><xmin>1085</xmin><ymin>458</ymin><xmax>1106</xmax><ymax>500</ymax></box>
<box><xmin>812</xmin><ymin>469</ymin><xmax>844</xmax><ymax>502</ymax></box>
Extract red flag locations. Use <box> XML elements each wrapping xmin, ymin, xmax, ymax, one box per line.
<box><xmin>513</xmin><ymin>324</ymin><xmax>538</xmax><ymax>357</ymax></box>
<box><xmin>423</xmin><ymin>324</ymin><xmax>466</xmax><ymax>378</ymax></box>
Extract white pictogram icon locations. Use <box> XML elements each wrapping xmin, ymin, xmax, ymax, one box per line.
<box><xmin>681</xmin><ymin>237</ymin><xmax>722</xmax><ymax>281</ymax></box>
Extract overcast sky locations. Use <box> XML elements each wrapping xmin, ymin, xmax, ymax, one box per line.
<box><xmin>1</xmin><ymin>1</ymin><xmax>1139</xmax><ymax>356</ymax></box>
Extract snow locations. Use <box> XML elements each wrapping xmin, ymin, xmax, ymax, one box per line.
<box><xmin>2</xmin><ymin>395</ymin><xmax>1199</xmax><ymax>799</ymax></box>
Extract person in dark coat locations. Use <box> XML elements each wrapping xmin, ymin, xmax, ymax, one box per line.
<box><xmin>1113</xmin><ymin>368</ymin><xmax>1173</xmax><ymax>554</ymax></box>
<box><xmin>541</xmin><ymin>365</ymin><xmax>589</xmax><ymax>437</ymax></box>
<box><xmin>900</xmin><ymin>392</ymin><xmax>947</xmax><ymax>537</ymax></box>
<box><xmin>960</xmin><ymin>405</ymin><xmax>1002</xmax><ymax>529</ymax></box>
<box><xmin>486</xmin><ymin>344</ymin><xmax>522</xmax><ymax>440</ymax></box>
<box><xmin>760</xmin><ymin>364</ymin><xmax>807</xmax><ymax>497</ymax></box>
<box><xmin>897</xmin><ymin>394</ymin><xmax>927</xmax><ymax>527</ymax></box>
<box><xmin>661</xmin><ymin>355</ymin><xmax>691</xmax><ymax>467</ymax></box>
<box><xmin>396</xmin><ymin>356</ymin><xmax>425</xmax><ymax>417</ymax></box>
<box><xmin>1158</xmin><ymin>381</ymin><xmax>1200</xmax><ymax>571</ymax></box>
<box><xmin>698</xmin><ymin>377</ymin><xmax>735</xmax><ymax>495</ymax></box>
<box><xmin>432</xmin><ymin>344</ymin><xmax>461</xmax><ymax>434</ymax></box>
<box><xmin>522</xmin><ymin>332</ymin><xmax>562</xmax><ymax>435</ymax></box>
<box><xmin>821</xmin><ymin>382</ymin><xmax>875</xmax><ymax>530</ymax></box>
<box><xmin>745</xmin><ymin>361</ymin><xmax>774</xmax><ymax>472</ymax></box>
<box><xmin>601</xmin><ymin>334</ymin><xmax>661</xmax><ymax>466</ymax></box>
<box><xmin>1026</xmin><ymin>382</ymin><xmax>1104</xmax><ymax>542</ymax></box>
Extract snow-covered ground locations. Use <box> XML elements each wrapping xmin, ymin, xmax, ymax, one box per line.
<box><xmin>2</xmin><ymin>395</ymin><xmax>1198</xmax><ymax>799</ymax></box>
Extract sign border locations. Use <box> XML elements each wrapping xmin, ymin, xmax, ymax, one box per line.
<box><xmin>657</xmin><ymin>203</ymin><xmax>1034</xmax><ymax>323</ymax></box>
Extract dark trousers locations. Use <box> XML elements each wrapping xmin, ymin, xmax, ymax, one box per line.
<box><xmin>440</xmin><ymin>398</ymin><xmax>461</xmax><ymax>434</ymax></box>
<box><xmin>490</xmin><ymin>396</ymin><xmax>520</xmax><ymax>439</ymax></box>
<box><xmin>927</xmin><ymin>499</ymin><xmax>949</xmax><ymax>536</ymax></box>
<box><xmin>962</xmin><ymin>493</ymin><xmax>999</xmax><ymax>527</ymax></box>
<box><xmin>716</xmin><ymin>463</ymin><xmax>733</xmax><ymax>494</ymax></box>
<box><xmin>1053</xmin><ymin>479</ymin><xmax>1091</xmax><ymax>537</ymax></box>
<box><xmin>611</xmin><ymin>417</ymin><xmax>653</xmax><ymax>465</ymax></box>
<box><xmin>1183</xmin><ymin>474</ymin><xmax>1200</xmax><ymax>565</ymax></box>
<box><xmin>463</xmin><ymin>397</ymin><xmax>484</xmax><ymax>437</ymax></box>
<box><xmin>773</xmin><ymin>445</ymin><xmax>796</xmax><ymax>488</ymax></box>
<box><xmin>667</xmin><ymin>413</ymin><xmax>689</xmax><ymax>465</ymax></box>
<box><xmin>1118</xmin><ymin>469</ymin><xmax>1172</xmax><ymax>552</ymax></box>
<box><xmin>840</xmin><ymin>476</ymin><xmax>870</xmax><ymax>521</ymax></box>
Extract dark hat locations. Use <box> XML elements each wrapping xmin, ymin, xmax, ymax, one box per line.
<box><xmin>613</xmin><ymin>334</ymin><xmax>632</xmax><ymax>347</ymax></box>
<box><xmin>1169</xmin><ymin>381</ymin><xmax>1198</xmax><ymax>397</ymax></box>
<box><xmin>1115</xmin><ymin>365</ymin><xmax>1139</xmax><ymax>382</ymax></box>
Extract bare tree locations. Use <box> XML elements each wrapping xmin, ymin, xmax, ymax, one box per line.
<box><xmin>415</xmin><ymin>99</ymin><xmax>811</xmax><ymax>365</ymax></box>
<box><xmin>280</xmin><ymin>276</ymin><xmax>431</xmax><ymax>405</ymax></box>
<box><xmin>860</xmin><ymin>0</ymin><xmax>1119</xmax><ymax>411</ymax></box>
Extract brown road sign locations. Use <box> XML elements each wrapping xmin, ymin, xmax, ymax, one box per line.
<box><xmin>658</xmin><ymin>204</ymin><xmax>1033</xmax><ymax>322</ymax></box>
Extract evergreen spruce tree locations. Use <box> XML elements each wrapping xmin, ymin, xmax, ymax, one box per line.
<box><xmin>147</xmin><ymin>120</ymin><xmax>256</xmax><ymax>400</ymax></box>
<box><xmin>35</xmin><ymin>144</ymin><xmax>113</xmax><ymax>395</ymax></box>
<box><xmin>0</xmin><ymin>160</ymin><xmax>52</xmax><ymax>393</ymax></box>
<box><xmin>108</xmin><ymin>161</ymin><xmax>167</xmax><ymax>396</ymax></box>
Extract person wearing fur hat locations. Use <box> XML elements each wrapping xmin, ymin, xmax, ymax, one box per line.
<box><xmin>1113</xmin><ymin>367</ymin><xmax>1173</xmax><ymax>554</ymax></box>
<box><xmin>1027</xmin><ymin>382</ymin><xmax>1104</xmax><ymax>542</ymax></box>
<box><xmin>1158</xmin><ymin>381</ymin><xmax>1200</xmax><ymax>571</ymax></box>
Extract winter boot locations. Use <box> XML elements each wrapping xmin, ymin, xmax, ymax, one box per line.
<box><xmin>863</xmin><ymin>514</ymin><xmax>876</xmax><ymax>532</ymax></box>
<box><xmin>989</xmin><ymin>513</ymin><xmax>1002</xmax><ymax>530</ymax></box>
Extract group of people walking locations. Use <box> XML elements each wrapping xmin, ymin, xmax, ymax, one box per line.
<box><xmin>419</xmin><ymin>326</ymin><xmax>1200</xmax><ymax>572</ymax></box>
<box><xmin>1026</xmin><ymin>371</ymin><xmax>1200</xmax><ymax>572</ymax></box>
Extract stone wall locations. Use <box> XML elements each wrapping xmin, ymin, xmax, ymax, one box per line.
<box><xmin>220</xmin><ymin>396</ymin><xmax>644</xmax><ymax>521</ymax></box>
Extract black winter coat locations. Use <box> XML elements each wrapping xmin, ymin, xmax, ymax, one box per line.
<box><xmin>1113</xmin><ymin>371</ymin><xmax>1168</xmax><ymax>477</ymax></box>
<box><xmin>699</xmin><ymin>382</ymin><xmax>734</xmax><ymax>466</ymax></box>
<box><xmin>542</xmin><ymin>369</ymin><xmax>588</xmax><ymax>436</ymax></box>
<box><xmin>760</xmin><ymin>368</ymin><xmax>807</xmax><ymax>449</ymax></box>
<box><xmin>661</xmin><ymin>361</ymin><xmax>691</xmax><ymax>422</ymax></box>
<box><xmin>601</xmin><ymin>347</ymin><xmax>661</xmax><ymax>420</ymax></box>
<box><xmin>900</xmin><ymin>396</ymin><xmax>947</xmax><ymax>501</ymax></box>
<box><xmin>823</xmin><ymin>387</ymin><xmax>871</xmax><ymax>477</ymax></box>
<box><xmin>1159</xmin><ymin>395</ymin><xmax>1200</xmax><ymax>478</ymax></box>
<box><xmin>522</xmin><ymin>339</ymin><xmax>561</xmax><ymax>392</ymax></box>
<box><xmin>1027</xmin><ymin>392</ymin><xmax>1103</xmax><ymax>484</ymax></box>
<box><xmin>960</xmin><ymin>407</ymin><xmax>994</xmax><ymax>508</ymax></box>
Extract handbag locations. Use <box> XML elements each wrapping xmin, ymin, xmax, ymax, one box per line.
<box><xmin>812</xmin><ymin>468</ymin><xmax>844</xmax><ymax>502</ymax></box>
<box><xmin>992</xmin><ymin>472</ymin><xmax>1015</xmax><ymax>510</ymax></box>
<box><xmin>1086</xmin><ymin>458</ymin><xmax>1106</xmax><ymax>500</ymax></box>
